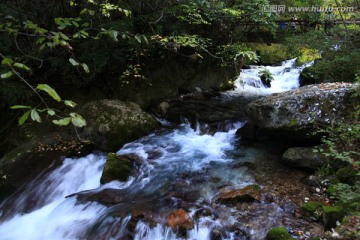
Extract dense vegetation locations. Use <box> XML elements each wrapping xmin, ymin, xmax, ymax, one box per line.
<box><xmin>0</xmin><ymin>0</ymin><xmax>359</xmax><ymax>237</ymax></box>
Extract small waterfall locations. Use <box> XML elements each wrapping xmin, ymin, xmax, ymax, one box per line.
<box><xmin>232</xmin><ymin>58</ymin><xmax>313</xmax><ymax>94</ymax></box>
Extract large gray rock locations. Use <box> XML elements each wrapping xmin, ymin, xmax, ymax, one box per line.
<box><xmin>282</xmin><ymin>147</ymin><xmax>326</xmax><ymax>170</ymax></box>
<box><xmin>164</xmin><ymin>93</ymin><xmax>261</xmax><ymax>125</ymax></box>
<box><xmin>245</xmin><ymin>83</ymin><xmax>357</xmax><ymax>140</ymax></box>
<box><xmin>80</xmin><ymin>100</ymin><xmax>158</xmax><ymax>151</ymax></box>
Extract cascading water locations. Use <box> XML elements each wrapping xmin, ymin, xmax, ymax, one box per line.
<box><xmin>231</xmin><ymin>58</ymin><xmax>312</xmax><ymax>94</ymax></box>
<box><xmin>0</xmin><ymin>123</ymin><xmax>289</xmax><ymax>240</ymax></box>
<box><xmin>0</xmin><ymin>60</ymin><xmax>315</xmax><ymax>240</ymax></box>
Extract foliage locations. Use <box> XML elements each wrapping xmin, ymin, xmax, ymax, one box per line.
<box><xmin>258</xmin><ymin>68</ymin><xmax>274</xmax><ymax>87</ymax></box>
<box><xmin>286</xmin><ymin>26</ymin><xmax>360</xmax><ymax>83</ymax></box>
<box><xmin>327</xmin><ymin>181</ymin><xmax>360</xmax><ymax>211</ymax></box>
<box><xmin>248</xmin><ymin>43</ymin><xmax>295</xmax><ymax>65</ymax></box>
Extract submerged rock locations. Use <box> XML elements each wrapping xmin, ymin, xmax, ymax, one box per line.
<box><xmin>282</xmin><ymin>147</ymin><xmax>326</xmax><ymax>170</ymax></box>
<box><xmin>218</xmin><ymin>184</ymin><xmax>261</xmax><ymax>203</ymax></box>
<box><xmin>245</xmin><ymin>83</ymin><xmax>357</xmax><ymax>141</ymax></box>
<box><xmin>166</xmin><ymin>208</ymin><xmax>194</xmax><ymax>232</ymax></box>
<box><xmin>80</xmin><ymin>99</ymin><xmax>158</xmax><ymax>151</ymax></box>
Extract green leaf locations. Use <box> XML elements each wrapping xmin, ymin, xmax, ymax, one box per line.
<box><xmin>108</xmin><ymin>30</ymin><xmax>118</xmax><ymax>42</ymax></box>
<box><xmin>80</xmin><ymin>8</ymin><xmax>88</xmax><ymax>15</ymax></box>
<box><xmin>69</xmin><ymin>58</ymin><xmax>79</xmax><ymax>66</ymax></box>
<box><xmin>123</xmin><ymin>10</ymin><xmax>131</xmax><ymax>17</ymax></box>
<box><xmin>10</xmin><ymin>105</ymin><xmax>31</xmax><ymax>109</ymax></box>
<box><xmin>1</xmin><ymin>71</ymin><xmax>13</xmax><ymax>79</ymax></box>
<box><xmin>81</xmin><ymin>63</ymin><xmax>89</xmax><ymax>74</ymax></box>
<box><xmin>30</xmin><ymin>109</ymin><xmax>42</xmax><ymax>122</ymax></box>
<box><xmin>59</xmin><ymin>33</ymin><xmax>70</xmax><ymax>41</ymax></box>
<box><xmin>70</xmin><ymin>113</ymin><xmax>86</xmax><ymax>127</ymax></box>
<box><xmin>141</xmin><ymin>35</ymin><xmax>149</xmax><ymax>45</ymax></box>
<box><xmin>1</xmin><ymin>58</ymin><xmax>13</xmax><ymax>65</ymax></box>
<box><xmin>13</xmin><ymin>62</ymin><xmax>31</xmax><ymax>71</ymax></box>
<box><xmin>134</xmin><ymin>35</ymin><xmax>141</xmax><ymax>43</ymax></box>
<box><xmin>52</xmin><ymin>117</ymin><xmax>71</xmax><ymax>126</ymax></box>
<box><xmin>36</xmin><ymin>84</ymin><xmax>61</xmax><ymax>102</ymax></box>
<box><xmin>18</xmin><ymin>110</ymin><xmax>30</xmax><ymax>125</ymax></box>
<box><xmin>47</xmin><ymin>109</ymin><xmax>55</xmax><ymax>116</ymax></box>
<box><xmin>64</xmin><ymin>100</ymin><xmax>77</xmax><ymax>108</ymax></box>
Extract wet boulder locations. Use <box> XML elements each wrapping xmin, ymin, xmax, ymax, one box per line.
<box><xmin>282</xmin><ymin>147</ymin><xmax>326</xmax><ymax>170</ymax></box>
<box><xmin>218</xmin><ymin>184</ymin><xmax>261</xmax><ymax>204</ymax></box>
<box><xmin>80</xmin><ymin>99</ymin><xmax>158</xmax><ymax>151</ymax></box>
<box><xmin>166</xmin><ymin>208</ymin><xmax>194</xmax><ymax>232</ymax></box>
<box><xmin>100</xmin><ymin>153</ymin><xmax>143</xmax><ymax>184</ymax></box>
<box><xmin>245</xmin><ymin>83</ymin><xmax>357</xmax><ymax>141</ymax></box>
<box><xmin>164</xmin><ymin>94</ymin><xmax>260</xmax><ymax>125</ymax></box>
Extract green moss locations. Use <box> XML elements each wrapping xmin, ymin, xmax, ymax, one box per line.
<box><xmin>302</xmin><ymin>201</ymin><xmax>323</xmax><ymax>212</ymax></box>
<box><xmin>302</xmin><ymin>201</ymin><xmax>323</xmax><ymax>219</ymax></box>
<box><xmin>322</xmin><ymin>205</ymin><xmax>346</xmax><ymax>230</ymax></box>
<box><xmin>267</xmin><ymin>227</ymin><xmax>295</xmax><ymax>240</ymax></box>
<box><xmin>100</xmin><ymin>153</ymin><xmax>132</xmax><ymax>184</ymax></box>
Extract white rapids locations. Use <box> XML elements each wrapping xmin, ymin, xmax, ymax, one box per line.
<box><xmin>230</xmin><ymin>58</ymin><xmax>313</xmax><ymax>95</ymax></box>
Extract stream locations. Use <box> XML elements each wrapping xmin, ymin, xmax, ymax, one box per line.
<box><xmin>0</xmin><ymin>59</ymin><xmax>321</xmax><ymax>240</ymax></box>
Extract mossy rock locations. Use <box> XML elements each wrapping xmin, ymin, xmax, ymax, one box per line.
<box><xmin>80</xmin><ymin>99</ymin><xmax>158</xmax><ymax>151</ymax></box>
<box><xmin>267</xmin><ymin>227</ymin><xmax>295</xmax><ymax>240</ymax></box>
<box><xmin>336</xmin><ymin>166</ymin><xmax>357</xmax><ymax>185</ymax></box>
<box><xmin>322</xmin><ymin>205</ymin><xmax>346</xmax><ymax>230</ymax></box>
<box><xmin>100</xmin><ymin>153</ymin><xmax>133</xmax><ymax>184</ymax></box>
<box><xmin>302</xmin><ymin>201</ymin><xmax>323</xmax><ymax>219</ymax></box>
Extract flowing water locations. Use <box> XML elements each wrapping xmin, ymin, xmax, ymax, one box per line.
<box><xmin>0</xmin><ymin>60</ymin><xmax>316</xmax><ymax>240</ymax></box>
<box><xmin>230</xmin><ymin>58</ymin><xmax>312</xmax><ymax>95</ymax></box>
